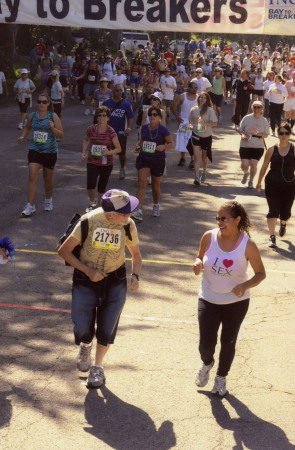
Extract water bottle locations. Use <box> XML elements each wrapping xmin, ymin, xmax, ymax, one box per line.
<box><xmin>102</xmin><ymin>154</ymin><xmax>107</xmax><ymax>165</ymax></box>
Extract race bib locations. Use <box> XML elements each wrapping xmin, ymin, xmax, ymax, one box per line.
<box><xmin>91</xmin><ymin>145</ymin><xmax>106</xmax><ymax>156</ymax></box>
<box><xmin>142</xmin><ymin>141</ymin><xmax>156</xmax><ymax>153</ymax></box>
<box><xmin>34</xmin><ymin>131</ymin><xmax>48</xmax><ymax>143</ymax></box>
<box><xmin>132</xmin><ymin>72</ymin><xmax>139</xmax><ymax>77</ymax></box>
<box><xmin>88</xmin><ymin>75</ymin><xmax>96</xmax><ymax>82</ymax></box>
<box><xmin>143</xmin><ymin>105</ymin><xmax>150</xmax><ymax>112</ymax></box>
<box><xmin>92</xmin><ymin>227</ymin><xmax>121</xmax><ymax>249</ymax></box>
<box><xmin>179</xmin><ymin>123</ymin><xmax>190</xmax><ymax>133</ymax></box>
<box><xmin>291</xmin><ymin>86</ymin><xmax>295</xmax><ymax>92</ymax></box>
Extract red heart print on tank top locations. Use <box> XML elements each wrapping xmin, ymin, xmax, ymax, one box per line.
<box><xmin>223</xmin><ymin>259</ymin><xmax>233</xmax><ymax>268</ymax></box>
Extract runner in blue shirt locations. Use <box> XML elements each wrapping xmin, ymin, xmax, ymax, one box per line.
<box><xmin>103</xmin><ymin>84</ymin><xmax>133</xmax><ymax>180</ymax></box>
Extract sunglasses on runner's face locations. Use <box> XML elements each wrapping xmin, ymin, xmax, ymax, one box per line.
<box><xmin>253</xmin><ymin>106</ymin><xmax>262</xmax><ymax>109</ymax></box>
<box><xmin>278</xmin><ymin>131</ymin><xmax>290</xmax><ymax>135</ymax></box>
<box><xmin>148</xmin><ymin>112</ymin><xmax>159</xmax><ymax>117</ymax></box>
<box><xmin>37</xmin><ymin>100</ymin><xmax>48</xmax><ymax>104</ymax></box>
<box><xmin>216</xmin><ymin>216</ymin><xmax>231</xmax><ymax>222</ymax></box>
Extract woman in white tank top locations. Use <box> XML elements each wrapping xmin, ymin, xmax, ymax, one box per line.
<box><xmin>192</xmin><ymin>201</ymin><xmax>265</xmax><ymax>396</ymax></box>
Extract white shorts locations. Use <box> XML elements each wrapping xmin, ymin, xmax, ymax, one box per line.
<box><xmin>283</xmin><ymin>98</ymin><xmax>295</xmax><ymax>112</ymax></box>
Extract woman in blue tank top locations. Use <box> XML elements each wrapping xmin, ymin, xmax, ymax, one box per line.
<box><xmin>193</xmin><ymin>201</ymin><xmax>265</xmax><ymax>396</ymax></box>
<box><xmin>17</xmin><ymin>93</ymin><xmax>63</xmax><ymax>217</ymax></box>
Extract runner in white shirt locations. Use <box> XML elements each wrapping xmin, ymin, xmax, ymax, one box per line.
<box><xmin>191</xmin><ymin>68</ymin><xmax>212</xmax><ymax>94</ymax></box>
<box><xmin>0</xmin><ymin>71</ymin><xmax>8</xmax><ymax>97</ymax></box>
<box><xmin>160</xmin><ymin>67</ymin><xmax>177</xmax><ymax>119</ymax></box>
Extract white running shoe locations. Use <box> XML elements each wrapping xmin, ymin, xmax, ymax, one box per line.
<box><xmin>18</xmin><ymin>122</ymin><xmax>23</xmax><ymax>130</ymax></box>
<box><xmin>131</xmin><ymin>209</ymin><xmax>143</xmax><ymax>222</ymax></box>
<box><xmin>84</xmin><ymin>109</ymin><xmax>90</xmax><ymax>116</ymax></box>
<box><xmin>211</xmin><ymin>375</ymin><xmax>227</xmax><ymax>396</ymax></box>
<box><xmin>44</xmin><ymin>198</ymin><xmax>53</xmax><ymax>211</ymax></box>
<box><xmin>21</xmin><ymin>203</ymin><xmax>36</xmax><ymax>217</ymax></box>
<box><xmin>152</xmin><ymin>204</ymin><xmax>160</xmax><ymax>217</ymax></box>
<box><xmin>195</xmin><ymin>360</ymin><xmax>214</xmax><ymax>387</ymax></box>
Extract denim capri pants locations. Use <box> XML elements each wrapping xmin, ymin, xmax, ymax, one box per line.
<box><xmin>71</xmin><ymin>265</ymin><xmax>127</xmax><ymax>346</ymax></box>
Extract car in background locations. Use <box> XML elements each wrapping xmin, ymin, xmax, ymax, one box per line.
<box><xmin>122</xmin><ymin>32</ymin><xmax>151</xmax><ymax>50</ymax></box>
<box><xmin>169</xmin><ymin>40</ymin><xmax>187</xmax><ymax>54</ymax></box>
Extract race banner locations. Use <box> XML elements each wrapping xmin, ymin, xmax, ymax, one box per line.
<box><xmin>0</xmin><ymin>0</ymin><xmax>290</xmax><ymax>35</ymax></box>
<box><xmin>264</xmin><ymin>0</ymin><xmax>295</xmax><ymax>35</ymax></box>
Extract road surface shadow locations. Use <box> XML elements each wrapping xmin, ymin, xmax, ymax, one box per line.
<box><xmin>199</xmin><ymin>391</ymin><xmax>295</xmax><ymax>449</ymax></box>
<box><xmin>0</xmin><ymin>390</ymin><xmax>13</xmax><ymax>430</ymax></box>
<box><xmin>84</xmin><ymin>386</ymin><xmax>176</xmax><ymax>449</ymax></box>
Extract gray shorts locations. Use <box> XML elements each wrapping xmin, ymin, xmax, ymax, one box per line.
<box><xmin>83</xmin><ymin>83</ymin><xmax>98</xmax><ymax>96</ymax></box>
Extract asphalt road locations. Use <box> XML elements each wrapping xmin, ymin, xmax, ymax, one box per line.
<box><xmin>0</xmin><ymin>92</ymin><xmax>295</xmax><ymax>449</ymax></box>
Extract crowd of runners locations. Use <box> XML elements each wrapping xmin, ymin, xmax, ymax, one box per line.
<box><xmin>10</xmin><ymin>35</ymin><xmax>295</xmax><ymax>248</ymax></box>
<box><xmin>1</xmin><ymin>34</ymin><xmax>294</xmax><ymax>396</ymax></box>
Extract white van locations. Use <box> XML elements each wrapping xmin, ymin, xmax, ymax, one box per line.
<box><xmin>122</xmin><ymin>32</ymin><xmax>151</xmax><ymax>50</ymax></box>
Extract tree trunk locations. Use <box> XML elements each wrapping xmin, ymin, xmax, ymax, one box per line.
<box><xmin>11</xmin><ymin>24</ymin><xmax>18</xmax><ymax>57</ymax></box>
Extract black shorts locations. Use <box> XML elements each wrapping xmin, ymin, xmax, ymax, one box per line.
<box><xmin>28</xmin><ymin>149</ymin><xmax>57</xmax><ymax>170</ymax></box>
<box><xmin>87</xmin><ymin>163</ymin><xmax>113</xmax><ymax>193</ymax></box>
<box><xmin>135</xmin><ymin>152</ymin><xmax>166</xmax><ymax>177</ymax></box>
<box><xmin>17</xmin><ymin>98</ymin><xmax>30</xmax><ymax>113</ymax></box>
<box><xmin>191</xmin><ymin>133</ymin><xmax>213</xmax><ymax>161</ymax></box>
<box><xmin>239</xmin><ymin>147</ymin><xmax>264</xmax><ymax>161</ymax></box>
<box><xmin>253</xmin><ymin>89</ymin><xmax>263</xmax><ymax>97</ymax></box>
<box><xmin>53</xmin><ymin>102</ymin><xmax>62</xmax><ymax>117</ymax></box>
<box><xmin>209</xmin><ymin>92</ymin><xmax>223</xmax><ymax>107</ymax></box>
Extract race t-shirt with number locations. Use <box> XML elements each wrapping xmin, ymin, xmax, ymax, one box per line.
<box><xmin>71</xmin><ymin>208</ymin><xmax>139</xmax><ymax>274</ymax></box>
<box><xmin>93</xmin><ymin>88</ymin><xmax>112</xmax><ymax>108</ymax></box>
<box><xmin>29</xmin><ymin>111</ymin><xmax>58</xmax><ymax>154</ymax></box>
<box><xmin>86</xmin><ymin>124</ymin><xmax>116</xmax><ymax>166</ymax></box>
<box><xmin>140</xmin><ymin>123</ymin><xmax>170</xmax><ymax>160</ymax></box>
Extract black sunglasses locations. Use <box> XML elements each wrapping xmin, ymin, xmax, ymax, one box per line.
<box><xmin>253</xmin><ymin>106</ymin><xmax>262</xmax><ymax>109</ymax></box>
<box><xmin>278</xmin><ymin>131</ymin><xmax>290</xmax><ymax>135</ymax></box>
<box><xmin>216</xmin><ymin>216</ymin><xmax>230</xmax><ymax>222</ymax></box>
<box><xmin>37</xmin><ymin>100</ymin><xmax>48</xmax><ymax>104</ymax></box>
<box><xmin>148</xmin><ymin>112</ymin><xmax>159</xmax><ymax>117</ymax></box>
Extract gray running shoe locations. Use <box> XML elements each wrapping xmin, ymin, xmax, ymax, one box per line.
<box><xmin>87</xmin><ymin>365</ymin><xmax>106</xmax><ymax>388</ymax></box>
<box><xmin>211</xmin><ymin>375</ymin><xmax>227</xmax><ymax>396</ymax></box>
<box><xmin>119</xmin><ymin>168</ymin><xmax>125</xmax><ymax>180</ymax></box>
<box><xmin>241</xmin><ymin>172</ymin><xmax>249</xmax><ymax>184</ymax></box>
<box><xmin>194</xmin><ymin>176</ymin><xmax>200</xmax><ymax>186</ymax></box>
<box><xmin>195</xmin><ymin>360</ymin><xmax>214</xmax><ymax>387</ymax></box>
<box><xmin>77</xmin><ymin>342</ymin><xmax>92</xmax><ymax>372</ymax></box>
<box><xmin>152</xmin><ymin>204</ymin><xmax>160</xmax><ymax>217</ymax></box>
<box><xmin>131</xmin><ymin>208</ymin><xmax>143</xmax><ymax>222</ymax></box>
<box><xmin>247</xmin><ymin>180</ymin><xmax>254</xmax><ymax>189</ymax></box>
<box><xmin>201</xmin><ymin>171</ymin><xmax>206</xmax><ymax>183</ymax></box>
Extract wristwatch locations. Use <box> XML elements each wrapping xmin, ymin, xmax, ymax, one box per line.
<box><xmin>131</xmin><ymin>273</ymin><xmax>139</xmax><ymax>281</ymax></box>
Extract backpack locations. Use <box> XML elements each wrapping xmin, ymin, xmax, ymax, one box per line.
<box><xmin>58</xmin><ymin>212</ymin><xmax>132</xmax><ymax>267</ymax></box>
